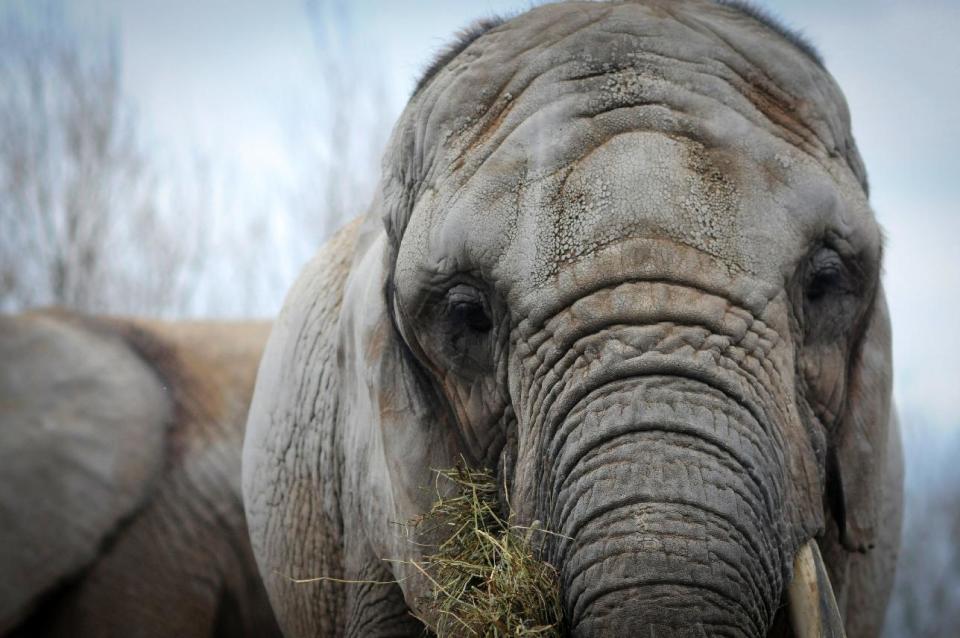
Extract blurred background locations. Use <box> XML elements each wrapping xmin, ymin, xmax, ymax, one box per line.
<box><xmin>0</xmin><ymin>0</ymin><xmax>956</xmax><ymax>634</ymax></box>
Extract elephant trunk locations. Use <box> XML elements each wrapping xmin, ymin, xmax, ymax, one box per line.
<box><xmin>546</xmin><ymin>375</ymin><xmax>786</xmax><ymax>637</ymax></box>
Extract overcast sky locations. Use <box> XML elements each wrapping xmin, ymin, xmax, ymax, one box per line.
<box><xmin>58</xmin><ymin>0</ymin><xmax>960</xmax><ymax>430</ymax></box>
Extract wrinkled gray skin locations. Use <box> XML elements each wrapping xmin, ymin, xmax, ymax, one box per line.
<box><xmin>0</xmin><ymin>310</ymin><xmax>281</xmax><ymax>638</ymax></box>
<box><xmin>243</xmin><ymin>2</ymin><xmax>903</xmax><ymax>636</ymax></box>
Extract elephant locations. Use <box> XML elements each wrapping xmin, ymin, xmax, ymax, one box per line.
<box><xmin>0</xmin><ymin>309</ymin><xmax>281</xmax><ymax>638</ymax></box>
<box><xmin>242</xmin><ymin>1</ymin><xmax>903</xmax><ymax>636</ymax></box>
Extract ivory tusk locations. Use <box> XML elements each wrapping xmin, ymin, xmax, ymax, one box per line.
<box><xmin>788</xmin><ymin>540</ymin><xmax>846</xmax><ymax>638</ymax></box>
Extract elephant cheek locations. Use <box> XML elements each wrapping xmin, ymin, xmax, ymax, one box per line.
<box><xmin>800</xmin><ymin>346</ymin><xmax>847</xmax><ymax>426</ymax></box>
<box><xmin>547</xmin><ymin>378</ymin><xmax>787</xmax><ymax>638</ymax></box>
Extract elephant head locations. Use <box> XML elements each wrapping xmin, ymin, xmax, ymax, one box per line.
<box><xmin>242</xmin><ymin>2</ymin><xmax>902</xmax><ymax>636</ymax></box>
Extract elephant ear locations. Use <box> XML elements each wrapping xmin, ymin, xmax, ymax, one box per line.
<box><xmin>241</xmin><ymin>219</ymin><xmax>363</xmax><ymax>636</ymax></box>
<box><xmin>336</xmin><ymin>220</ymin><xmax>465</xmax><ymax>562</ymax></box>
<box><xmin>334</xmin><ymin>211</ymin><xmax>470</xmax><ymax>628</ymax></box>
<box><xmin>831</xmin><ymin>289</ymin><xmax>894</xmax><ymax>552</ymax></box>
<box><xmin>0</xmin><ymin>311</ymin><xmax>167</xmax><ymax>632</ymax></box>
<box><xmin>242</xmin><ymin>216</ymin><xmax>440</xmax><ymax>635</ymax></box>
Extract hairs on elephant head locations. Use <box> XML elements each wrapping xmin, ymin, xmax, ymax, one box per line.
<box><xmin>242</xmin><ymin>1</ymin><xmax>903</xmax><ymax>637</ymax></box>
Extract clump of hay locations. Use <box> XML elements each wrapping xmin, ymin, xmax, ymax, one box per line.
<box><xmin>411</xmin><ymin>465</ymin><xmax>565</xmax><ymax>637</ymax></box>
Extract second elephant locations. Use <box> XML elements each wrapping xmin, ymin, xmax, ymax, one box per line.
<box><xmin>0</xmin><ymin>310</ymin><xmax>281</xmax><ymax>638</ymax></box>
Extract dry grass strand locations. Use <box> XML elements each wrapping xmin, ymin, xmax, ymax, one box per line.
<box><xmin>412</xmin><ymin>465</ymin><xmax>564</xmax><ymax>637</ymax></box>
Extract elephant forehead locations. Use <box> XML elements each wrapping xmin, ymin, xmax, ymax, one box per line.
<box><xmin>505</xmin><ymin>131</ymin><xmax>799</xmax><ymax>283</ymax></box>
<box><xmin>391</xmin><ymin>0</ymin><xmax>863</xmax><ymax>200</ymax></box>
<box><xmin>405</xmin><ymin>125</ymin><xmax>860</xmax><ymax>309</ymax></box>
<box><xmin>390</xmin><ymin>0</ymin><xmax>874</xmax><ymax>309</ymax></box>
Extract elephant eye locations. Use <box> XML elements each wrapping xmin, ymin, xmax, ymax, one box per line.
<box><xmin>799</xmin><ymin>245</ymin><xmax>867</xmax><ymax>345</ymax></box>
<box><xmin>805</xmin><ymin>248</ymin><xmax>852</xmax><ymax>302</ymax></box>
<box><xmin>446</xmin><ymin>284</ymin><xmax>492</xmax><ymax>333</ymax></box>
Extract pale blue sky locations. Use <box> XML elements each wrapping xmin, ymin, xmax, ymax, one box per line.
<box><xmin>53</xmin><ymin>0</ymin><xmax>960</xmax><ymax>428</ymax></box>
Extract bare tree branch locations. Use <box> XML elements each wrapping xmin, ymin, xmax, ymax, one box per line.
<box><xmin>0</xmin><ymin>0</ymin><xmax>205</xmax><ymax>316</ymax></box>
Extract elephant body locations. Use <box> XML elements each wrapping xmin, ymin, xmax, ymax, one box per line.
<box><xmin>244</xmin><ymin>2</ymin><xmax>903</xmax><ymax>636</ymax></box>
<box><xmin>0</xmin><ymin>310</ymin><xmax>281</xmax><ymax>638</ymax></box>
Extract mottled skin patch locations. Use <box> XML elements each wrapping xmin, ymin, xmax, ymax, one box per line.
<box><xmin>243</xmin><ymin>2</ymin><xmax>902</xmax><ymax>637</ymax></box>
<box><xmin>0</xmin><ymin>310</ymin><xmax>280</xmax><ymax>638</ymax></box>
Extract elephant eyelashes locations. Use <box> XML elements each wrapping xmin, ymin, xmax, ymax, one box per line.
<box><xmin>800</xmin><ymin>246</ymin><xmax>868</xmax><ymax>344</ymax></box>
<box><xmin>425</xmin><ymin>283</ymin><xmax>495</xmax><ymax>372</ymax></box>
<box><xmin>446</xmin><ymin>285</ymin><xmax>492</xmax><ymax>333</ymax></box>
<box><xmin>805</xmin><ymin>247</ymin><xmax>854</xmax><ymax>302</ymax></box>
<box><xmin>402</xmin><ymin>283</ymin><xmax>495</xmax><ymax>374</ymax></box>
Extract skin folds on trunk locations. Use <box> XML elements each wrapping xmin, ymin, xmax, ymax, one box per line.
<box><xmin>508</xmin><ymin>283</ymin><xmax>811</xmax><ymax>637</ymax></box>
<box><xmin>548</xmin><ymin>376</ymin><xmax>783</xmax><ymax>637</ymax></box>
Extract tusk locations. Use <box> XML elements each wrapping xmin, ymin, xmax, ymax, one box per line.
<box><xmin>788</xmin><ymin>540</ymin><xmax>846</xmax><ymax>638</ymax></box>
